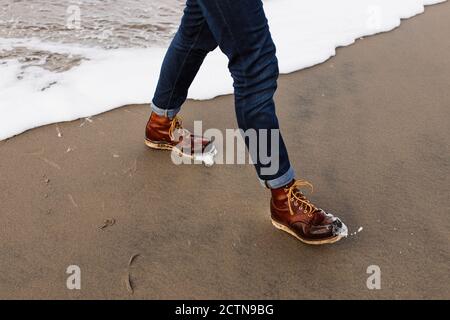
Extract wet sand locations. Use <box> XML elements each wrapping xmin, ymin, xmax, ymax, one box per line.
<box><xmin>0</xmin><ymin>2</ymin><xmax>449</xmax><ymax>299</ymax></box>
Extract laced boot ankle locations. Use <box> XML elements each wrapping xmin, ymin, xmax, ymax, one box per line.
<box><xmin>145</xmin><ymin>112</ymin><xmax>216</xmax><ymax>163</ymax></box>
<box><xmin>270</xmin><ymin>180</ymin><xmax>348</xmax><ymax>245</ymax></box>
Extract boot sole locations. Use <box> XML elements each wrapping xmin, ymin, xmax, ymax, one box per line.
<box><xmin>144</xmin><ymin>139</ymin><xmax>193</xmax><ymax>158</ymax></box>
<box><xmin>145</xmin><ymin>139</ymin><xmax>218</xmax><ymax>162</ymax></box>
<box><xmin>271</xmin><ymin>219</ymin><xmax>347</xmax><ymax>245</ymax></box>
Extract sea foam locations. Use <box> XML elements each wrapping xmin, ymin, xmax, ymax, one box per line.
<box><xmin>0</xmin><ymin>0</ymin><xmax>446</xmax><ymax>140</ymax></box>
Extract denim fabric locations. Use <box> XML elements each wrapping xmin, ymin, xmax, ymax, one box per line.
<box><xmin>152</xmin><ymin>0</ymin><xmax>294</xmax><ymax>188</ymax></box>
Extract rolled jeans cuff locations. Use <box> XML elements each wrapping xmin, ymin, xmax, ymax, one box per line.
<box><xmin>151</xmin><ymin>101</ymin><xmax>181</xmax><ymax>119</ymax></box>
<box><xmin>259</xmin><ymin>167</ymin><xmax>295</xmax><ymax>189</ymax></box>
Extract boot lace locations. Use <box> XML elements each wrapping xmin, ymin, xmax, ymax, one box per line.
<box><xmin>286</xmin><ymin>180</ymin><xmax>318</xmax><ymax>217</ymax></box>
<box><xmin>169</xmin><ymin>116</ymin><xmax>189</xmax><ymax>140</ymax></box>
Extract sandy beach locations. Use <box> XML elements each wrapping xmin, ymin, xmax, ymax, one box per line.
<box><xmin>0</xmin><ymin>2</ymin><xmax>449</xmax><ymax>299</ymax></box>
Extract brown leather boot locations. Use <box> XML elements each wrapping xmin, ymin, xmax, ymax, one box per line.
<box><xmin>145</xmin><ymin>112</ymin><xmax>216</xmax><ymax>161</ymax></box>
<box><xmin>270</xmin><ymin>180</ymin><xmax>348</xmax><ymax>245</ymax></box>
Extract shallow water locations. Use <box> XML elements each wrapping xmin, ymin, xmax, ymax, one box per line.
<box><xmin>0</xmin><ymin>0</ymin><xmax>184</xmax><ymax>75</ymax></box>
<box><xmin>0</xmin><ymin>0</ymin><xmax>184</xmax><ymax>48</ymax></box>
<box><xmin>0</xmin><ymin>0</ymin><xmax>446</xmax><ymax>140</ymax></box>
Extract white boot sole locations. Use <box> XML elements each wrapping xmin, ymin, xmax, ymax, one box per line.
<box><xmin>271</xmin><ymin>218</ymin><xmax>348</xmax><ymax>245</ymax></box>
<box><xmin>145</xmin><ymin>139</ymin><xmax>218</xmax><ymax>167</ymax></box>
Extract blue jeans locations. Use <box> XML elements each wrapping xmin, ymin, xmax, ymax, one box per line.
<box><xmin>152</xmin><ymin>0</ymin><xmax>294</xmax><ymax>189</ymax></box>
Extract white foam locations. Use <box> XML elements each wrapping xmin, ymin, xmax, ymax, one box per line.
<box><xmin>0</xmin><ymin>0</ymin><xmax>446</xmax><ymax>140</ymax></box>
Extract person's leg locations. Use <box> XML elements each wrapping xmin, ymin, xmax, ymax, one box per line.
<box><xmin>152</xmin><ymin>0</ymin><xmax>218</xmax><ymax>118</ymax></box>
<box><xmin>196</xmin><ymin>0</ymin><xmax>293</xmax><ymax>188</ymax></box>
<box><xmin>195</xmin><ymin>0</ymin><xmax>347</xmax><ymax>244</ymax></box>
<box><xmin>146</xmin><ymin>0</ymin><xmax>218</xmax><ymax>160</ymax></box>
<box><xmin>148</xmin><ymin>0</ymin><xmax>347</xmax><ymax>244</ymax></box>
